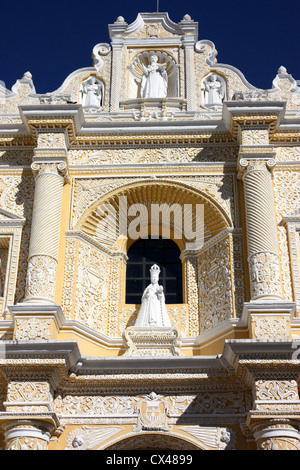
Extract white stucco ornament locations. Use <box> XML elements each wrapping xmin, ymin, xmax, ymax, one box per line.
<box><xmin>141</xmin><ymin>55</ymin><xmax>168</xmax><ymax>99</ymax></box>
<box><xmin>135</xmin><ymin>264</ymin><xmax>171</xmax><ymax>327</ymax></box>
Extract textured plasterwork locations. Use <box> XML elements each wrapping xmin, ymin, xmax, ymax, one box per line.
<box><xmin>74</xmin><ymin>240</ymin><xmax>110</xmax><ymax>334</ymax></box>
<box><xmin>0</xmin><ymin>171</ymin><xmax>34</xmax><ymax>305</ymax></box>
<box><xmin>198</xmin><ymin>236</ymin><xmax>233</xmax><ymax>331</ymax></box>
<box><xmin>273</xmin><ymin>170</ymin><xmax>300</xmax><ymax>301</ymax></box>
<box><xmin>54</xmin><ymin>390</ymin><xmax>248</xmax><ymax>418</ymax></box>
<box><xmin>71</xmin><ymin>173</ymin><xmax>235</xmax><ymax>232</ymax></box>
<box><xmin>68</xmin><ymin>147</ymin><xmax>238</xmax><ymax>165</ymax></box>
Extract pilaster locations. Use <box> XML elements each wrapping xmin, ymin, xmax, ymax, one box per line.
<box><xmin>180</xmin><ymin>21</ymin><xmax>197</xmax><ymax>111</ymax></box>
<box><xmin>110</xmin><ymin>33</ymin><xmax>127</xmax><ymax>113</ymax></box>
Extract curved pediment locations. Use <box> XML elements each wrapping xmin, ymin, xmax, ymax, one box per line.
<box><xmin>109</xmin><ymin>12</ymin><xmax>198</xmax><ymax>41</ymax></box>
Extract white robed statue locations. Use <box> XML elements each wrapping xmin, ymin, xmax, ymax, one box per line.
<box><xmin>134</xmin><ymin>264</ymin><xmax>172</xmax><ymax>327</ymax></box>
<box><xmin>81</xmin><ymin>76</ymin><xmax>104</xmax><ymax>108</ymax></box>
<box><xmin>141</xmin><ymin>55</ymin><xmax>168</xmax><ymax>99</ymax></box>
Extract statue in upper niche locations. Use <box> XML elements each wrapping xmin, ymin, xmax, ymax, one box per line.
<box><xmin>141</xmin><ymin>55</ymin><xmax>168</xmax><ymax>99</ymax></box>
<box><xmin>134</xmin><ymin>264</ymin><xmax>172</xmax><ymax>327</ymax></box>
<box><xmin>81</xmin><ymin>76</ymin><xmax>104</xmax><ymax>108</ymax></box>
<box><xmin>203</xmin><ymin>73</ymin><xmax>225</xmax><ymax>107</ymax></box>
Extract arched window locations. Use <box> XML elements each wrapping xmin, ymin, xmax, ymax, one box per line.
<box><xmin>126</xmin><ymin>238</ymin><xmax>183</xmax><ymax>304</ymax></box>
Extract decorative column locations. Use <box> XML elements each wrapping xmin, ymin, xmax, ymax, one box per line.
<box><xmin>0</xmin><ymin>379</ymin><xmax>60</xmax><ymax>450</ymax></box>
<box><xmin>24</xmin><ymin>132</ymin><xmax>69</xmax><ymax>304</ymax></box>
<box><xmin>247</xmin><ymin>378</ymin><xmax>300</xmax><ymax>450</ymax></box>
<box><xmin>250</xmin><ymin>421</ymin><xmax>300</xmax><ymax>450</ymax></box>
<box><xmin>235</xmin><ymin>122</ymin><xmax>296</xmax><ymax>339</ymax></box>
<box><xmin>238</xmin><ymin>154</ymin><xmax>283</xmax><ymax>301</ymax></box>
<box><xmin>3</xmin><ymin>420</ymin><xmax>53</xmax><ymax>450</ymax></box>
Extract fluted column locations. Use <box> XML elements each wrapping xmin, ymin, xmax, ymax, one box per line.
<box><xmin>238</xmin><ymin>157</ymin><xmax>283</xmax><ymax>301</ymax></box>
<box><xmin>24</xmin><ymin>132</ymin><xmax>69</xmax><ymax>304</ymax></box>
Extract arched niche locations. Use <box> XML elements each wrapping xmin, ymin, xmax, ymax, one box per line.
<box><xmin>79</xmin><ymin>75</ymin><xmax>105</xmax><ymax>110</ymax></box>
<box><xmin>71</xmin><ymin>180</ymin><xmax>238</xmax><ymax>339</ymax></box>
<box><xmin>201</xmin><ymin>72</ymin><xmax>227</xmax><ymax>109</ymax></box>
<box><xmin>129</xmin><ymin>50</ymin><xmax>179</xmax><ymax>99</ymax></box>
<box><xmin>77</xmin><ymin>180</ymin><xmax>231</xmax><ymax>252</ymax></box>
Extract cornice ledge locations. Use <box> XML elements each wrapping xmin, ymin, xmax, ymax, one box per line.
<box><xmin>224</xmin><ymin>338</ymin><xmax>299</xmax><ymax>360</ymax></box>
<box><xmin>223</xmin><ymin>100</ymin><xmax>286</xmax><ymax>134</ymax></box>
<box><xmin>73</xmin><ymin>354</ymin><xmax>224</xmax><ymax>376</ymax></box>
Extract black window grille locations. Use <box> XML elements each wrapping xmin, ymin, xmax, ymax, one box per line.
<box><xmin>126</xmin><ymin>238</ymin><xmax>183</xmax><ymax>304</ymax></box>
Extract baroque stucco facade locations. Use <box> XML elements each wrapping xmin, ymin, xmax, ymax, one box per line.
<box><xmin>0</xmin><ymin>12</ymin><xmax>299</xmax><ymax>450</ymax></box>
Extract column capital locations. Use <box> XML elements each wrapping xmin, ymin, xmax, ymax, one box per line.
<box><xmin>31</xmin><ymin>157</ymin><xmax>69</xmax><ymax>183</ymax></box>
<box><xmin>237</xmin><ymin>156</ymin><xmax>276</xmax><ymax>179</ymax></box>
<box><xmin>33</xmin><ymin>131</ymin><xmax>69</xmax><ymax>183</ymax></box>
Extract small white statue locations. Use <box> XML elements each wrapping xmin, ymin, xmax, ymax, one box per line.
<box><xmin>141</xmin><ymin>55</ymin><xmax>168</xmax><ymax>99</ymax></box>
<box><xmin>134</xmin><ymin>264</ymin><xmax>171</xmax><ymax>327</ymax></box>
<box><xmin>81</xmin><ymin>76</ymin><xmax>104</xmax><ymax>108</ymax></box>
<box><xmin>203</xmin><ymin>73</ymin><xmax>225</xmax><ymax>107</ymax></box>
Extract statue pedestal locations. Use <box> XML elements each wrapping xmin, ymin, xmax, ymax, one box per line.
<box><xmin>123</xmin><ymin>326</ymin><xmax>182</xmax><ymax>357</ymax></box>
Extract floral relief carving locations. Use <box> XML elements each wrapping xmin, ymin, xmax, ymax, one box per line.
<box><xmin>273</xmin><ymin>170</ymin><xmax>300</xmax><ymax>223</ymax></box>
<box><xmin>273</xmin><ymin>170</ymin><xmax>299</xmax><ymax>301</ymax></box>
<box><xmin>54</xmin><ymin>391</ymin><xmax>247</xmax><ymax>417</ymax></box>
<box><xmin>7</xmin><ymin>381</ymin><xmax>50</xmax><ymax>403</ymax></box>
<box><xmin>185</xmin><ymin>257</ymin><xmax>199</xmax><ymax>336</ymax></box>
<box><xmin>260</xmin><ymin>438</ymin><xmax>300</xmax><ymax>450</ymax></box>
<box><xmin>72</xmin><ymin>177</ymin><xmax>137</xmax><ymax>229</ymax></box>
<box><xmin>37</xmin><ymin>133</ymin><xmax>66</xmax><ymax>149</ymax></box>
<box><xmin>14</xmin><ymin>318</ymin><xmax>52</xmax><ymax>341</ymax></box>
<box><xmin>25</xmin><ymin>255</ymin><xmax>57</xmax><ymax>300</ymax></box>
<box><xmin>68</xmin><ymin>147</ymin><xmax>238</xmax><ymax>166</ymax></box>
<box><xmin>0</xmin><ymin>172</ymin><xmax>35</xmax><ymax>304</ymax></box>
<box><xmin>74</xmin><ymin>241</ymin><xmax>110</xmax><ymax>334</ymax></box>
<box><xmin>61</xmin><ymin>237</ymin><xmax>77</xmax><ymax>320</ymax></box>
<box><xmin>248</xmin><ymin>252</ymin><xmax>282</xmax><ymax>299</ymax></box>
<box><xmin>278</xmin><ymin>226</ymin><xmax>293</xmax><ymax>301</ymax></box>
<box><xmin>241</xmin><ymin>129</ymin><xmax>269</xmax><ymax>145</ymax></box>
<box><xmin>6</xmin><ymin>436</ymin><xmax>48</xmax><ymax>450</ymax></box>
<box><xmin>276</xmin><ymin>147</ymin><xmax>300</xmax><ymax>162</ymax></box>
<box><xmin>252</xmin><ymin>316</ymin><xmax>290</xmax><ymax>339</ymax></box>
<box><xmin>198</xmin><ymin>237</ymin><xmax>233</xmax><ymax>331</ymax></box>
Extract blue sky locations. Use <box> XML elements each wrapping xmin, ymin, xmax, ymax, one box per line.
<box><xmin>0</xmin><ymin>0</ymin><xmax>299</xmax><ymax>94</ymax></box>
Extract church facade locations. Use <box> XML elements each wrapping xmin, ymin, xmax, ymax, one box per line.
<box><xmin>0</xmin><ymin>12</ymin><xmax>299</xmax><ymax>450</ymax></box>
